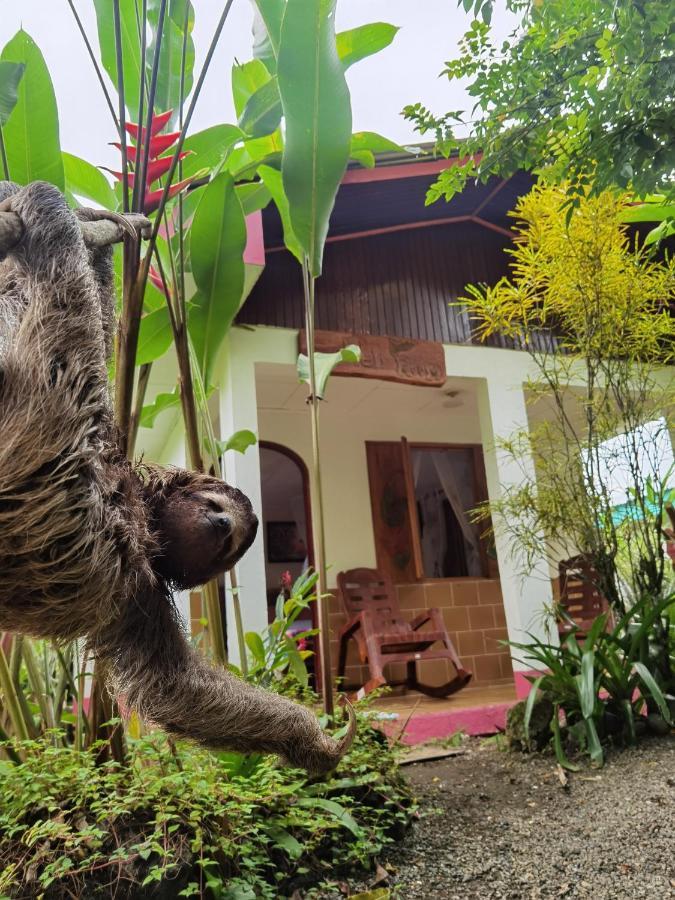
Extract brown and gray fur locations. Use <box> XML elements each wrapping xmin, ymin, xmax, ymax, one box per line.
<box><xmin>0</xmin><ymin>181</ymin><xmax>351</xmax><ymax>774</ymax></box>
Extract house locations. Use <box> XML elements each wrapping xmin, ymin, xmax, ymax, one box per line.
<box><xmin>139</xmin><ymin>151</ymin><xmax>566</xmax><ymax>736</ymax></box>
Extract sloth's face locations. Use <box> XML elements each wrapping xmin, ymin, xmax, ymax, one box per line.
<box><xmin>153</xmin><ymin>481</ymin><xmax>258</xmax><ymax>589</ymax></box>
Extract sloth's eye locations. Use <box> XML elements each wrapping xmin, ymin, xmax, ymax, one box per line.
<box><xmin>206</xmin><ymin>498</ymin><xmax>222</xmax><ymax>513</ymax></box>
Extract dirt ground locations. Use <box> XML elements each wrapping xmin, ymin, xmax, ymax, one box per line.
<box><xmin>351</xmin><ymin>735</ymin><xmax>675</xmax><ymax>900</ymax></box>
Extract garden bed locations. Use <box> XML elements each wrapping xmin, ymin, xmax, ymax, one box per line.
<box><xmin>345</xmin><ymin>734</ymin><xmax>674</xmax><ymax>899</ymax></box>
<box><xmin>0</xmin><ymin>711</ymin><xmax>413</xmax><ymax>899</ymax></box>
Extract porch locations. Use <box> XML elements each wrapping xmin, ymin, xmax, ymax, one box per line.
<box><xmin>373</xmin><ymin>681</ymin><xmax>517</xmax><ymax>743</ymax></box>
<box><xmin>217</xmin><ymin>326</ymin><xmax>555</xmax><ymax>732</ymax></box>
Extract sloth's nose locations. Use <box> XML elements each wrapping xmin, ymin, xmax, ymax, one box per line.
<box><xmin>215</xmin><ymin>514</ymin><xmax>232</xmax><ymax>535</ymax></box>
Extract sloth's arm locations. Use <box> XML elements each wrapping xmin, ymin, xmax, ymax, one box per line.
<box><xmin>98</xmin><ymin>584</ymin><xmax>354</xmax><ymax>775</ymax></box>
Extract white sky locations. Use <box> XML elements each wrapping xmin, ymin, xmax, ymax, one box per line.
<box><xmin>0</xmin><ymin>1</ymin><xmax>515</xmax><ymax>171</ymax></box>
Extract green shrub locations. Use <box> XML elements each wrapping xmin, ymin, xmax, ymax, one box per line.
<box><xmin>0</xmin><ymin>703</ymin><xmax>413</xmax><ymax>899</ymax></box>
<box><xmin>514</xmin><ymin>593</ymin><xmax>675</xmax><ymax>769</ymax></box>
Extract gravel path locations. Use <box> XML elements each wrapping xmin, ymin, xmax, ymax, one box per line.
<box><xmin>352</xmin><ymin>735</ymin><xmax>675</xmax><ymax>899</ymax></box>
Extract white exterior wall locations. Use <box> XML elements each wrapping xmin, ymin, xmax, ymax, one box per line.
<box><xmin>218</xmin><ymin>346</ymin><xmax>269</xmax><ymax>662</ymax></box>
<box><xmin>222</xmin><ymin>327</ymin><xmax>555</xmax><ymax>674</ymax></box>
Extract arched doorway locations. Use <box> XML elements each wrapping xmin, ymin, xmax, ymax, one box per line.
<box><xmin>259</xmin><ymin>442</ymin><xmax>314</xmax><ymax>622</ymax></box>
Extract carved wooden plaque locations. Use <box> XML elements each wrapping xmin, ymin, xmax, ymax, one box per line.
<box><xmin>298</xmin><ymin>330</ymin><xmax>446</xmax><ymax>387</ymax></box>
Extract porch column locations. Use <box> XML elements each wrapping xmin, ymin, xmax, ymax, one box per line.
<box><xmin>219</xmin><ymin>344</ymin><xmax>268</xmax><ymax>663</ymax></box>
<box><xmin>476</xmin><ymin>377</ymin><xmax>556</xmax><ymax>691</ymax></box>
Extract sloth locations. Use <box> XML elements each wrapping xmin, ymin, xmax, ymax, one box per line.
<box><xmin>0</xmin><ymin>181</ymin><xmax>352</xmax><ymax>773</ymax></box>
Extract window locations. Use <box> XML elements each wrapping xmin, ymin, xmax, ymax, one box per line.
<box><xmin>366</xmin><ymin>439</ymin><xmax>493</xmax><ymax>584</ymax></box>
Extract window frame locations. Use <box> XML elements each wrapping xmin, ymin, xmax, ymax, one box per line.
<box><xmin>366</xmin><ymin>438</ymin><xmax>493</xmax><ymax>583</ymax></box>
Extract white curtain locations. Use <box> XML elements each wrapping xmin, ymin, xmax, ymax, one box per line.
<box><xmin>413</xmin><ymin>450</ymin><xmax>483</xmax><ymax>577</ymax></box>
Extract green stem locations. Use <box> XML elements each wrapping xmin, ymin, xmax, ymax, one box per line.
<box><xmin>302</xmin><ymin>258</ymin><xmax>334</xmax><ymax>717</ymax></box>
<box><xmin>22</xmin><ymin>638</ymin><xmax>56</xmax><ymax>734</ymax></box>
<box><xmin>0</xmin><ymin>719</ymin><xmax>22</xmax><ymax>763</ymax></box>
<box><xmin>0</xmin><ymin>638</ymin><xmax>29</xmax><ymax>742</ymax></box>
<box><xmin>128</xmin><ymin>362</ymin><xmax>152</xmax><ymax>456</ymax></box>
<box><xmin>65</xmin><ymin>0</ymin><xmax>120</xmax><ymax>134</ymax></box>
<box><xmin>136</xmin><ymin>0</ymin><xmax>167</xmax><ymax>206</ymax></box>
<box><xmin>230</xmin><ymin>571</ymin><xmax>248</xmax><ymax>677</ymax></box>
<box><xmin>0</xmin><ymin>125</ymin><xmax>10</xmax><ymax>181</ymax></box>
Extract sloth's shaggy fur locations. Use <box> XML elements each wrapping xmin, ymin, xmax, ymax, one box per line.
<box><xmin>0</xmin><ymin>182</ymin><xmax>352</xmax><ymax>774</ymax></box>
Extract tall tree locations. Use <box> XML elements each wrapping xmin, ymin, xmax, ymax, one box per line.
<box><xmin>405</xmin><ymin>0</ymin><xmax>675</xmax><ymax>213</ymax></box>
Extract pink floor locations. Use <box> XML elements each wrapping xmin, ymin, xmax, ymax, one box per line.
<box><xmin>373</xmin><ymin>681</ymin><xmax>519</xmax><ymax>744</ymax></box>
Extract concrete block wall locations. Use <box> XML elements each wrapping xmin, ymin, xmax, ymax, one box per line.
<box><xmin>328</xmin><ymin>578</ymin><xmax>513</xmax><ymax>691</ymax></box>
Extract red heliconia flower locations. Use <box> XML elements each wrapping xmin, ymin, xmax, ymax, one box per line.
<box><xmin>125</xmin><ymin>108</ymin><xmax>174</xmax><ymax>142</ymax></box>
<box><xmin>143</xmin><ymin>177</ymin><xmax>195</xmax><ymax>214</ymax></box>
<box><xmin>108</xmin><ymin>109</ymin><xmax>196</xmax><ymax>215</ymax></box>
<box><xmin>148</xmin><ymin>266</ymin><xmax>167</xmax><ymax>296</ymax></box>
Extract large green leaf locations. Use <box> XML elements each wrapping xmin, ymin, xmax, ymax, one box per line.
<box><xmin>217</xmin><ymin>429</ymin><xmax>257</xmax><ymax>455</ymax></box>
<box><xmin>189</xmin><ymin>172</ymin><xmax>247</xmax><ymax>380</ymax></box>
<box><xmin>147</xmin><ymin>0</ymin><xmax>195</xmax><ymax>118</ymax></box>
<box><xmin>245</xmin><ymin>631</ymin><xmax>266</xmax><ymax>664</ymax></box>
<box><xmin>251</xmin><ymin>0</ymin><xmax>285</xmax><ymax>60</ymax></box>
<box><xmin>295</xmin><ymin>797</ymin><xmax>362</xmax><ymax>837</ymax></box>
<box><xmin>232</xmin><ymin>59</ymin><xmax>271</xmax><ymax>118</ymax></box>
<box><xmin>577</xmin><ymin>649</ymin><xmax>596</xmax><ymax>721</ymax></box>
<box><xmin>136</xmin><ymin>306</ymin><xmax>173</xmax><ymax>364</ymax></box>
<box><xmin>336</xmin><ymin>22</ymin><xmax>399</xmax><ymax>70</ymax></box>
<box><xmin>350</xmin><ymin>131</ymin><xmax>407</xmax><ymax>168</ymax></box>
<box><xmin>181</xmin><ymin>124</ymin><xmax>244</xmax><ymax>179</ymax></box>
<box><xmin>258</xmin><ymin>163</ymin><xmax>302</xmax><ymax>262</ymax></box>
<box><xmin>0</xmin><ymin>31</ymin><xmax>64</xmax><ymax>189</ymax></box>
<box><xmin>140</xmin><ymin>387</ymin><xmax>181</xmax><ymax>428</ymax></box>
<box><xmin>236</xmin><ymin>181</ymin><xmax>271</xmax><ymax>216</ymax></box>
<box><xmin>277</xmin><ymin>0</ymin><xmax>352</xmax><ymax>276</ymax></box>
<box><xmin>92</xmin><ymin>0</ymin><xmax>143</xmax><ymax>121</ymax></box>
<box><xmin>297</xmin><ymin>344</ymin><xmax>361</xmax><ymax>399</ymax></box>
<box><xmin>634</xmin><ymin>662</ymin><xmax>673</xmax><ymax>722</ymax></box>
<box><xmin>63</xmin><ymin>153</ymin><xmax>117</xmax><ymax>208</ymax></box>
<box><xmin>238</xmin><ymin>76</ymin><xmax>282</xmax><ymax>139</ymax></box>
<box><xmin>264</xmin><ymin>825</ymin><xmax>303</xmax><ymax>860</ymax></box>
<box><xmin>0</xmin><ymin>60</ymin><xmax>24</xmax><ymax>126</ymax></box>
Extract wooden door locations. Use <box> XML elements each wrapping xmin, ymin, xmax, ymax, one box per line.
<box><xmin>365</xmin><ymin>441</ymin><xmax>417</xmax><ymax>584</ymax></box>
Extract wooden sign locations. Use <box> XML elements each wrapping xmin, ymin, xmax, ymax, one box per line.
<box><xmin>298</xmin><ymin>330</ymin><xmax>446</xmax><ymax>387</ymax></box>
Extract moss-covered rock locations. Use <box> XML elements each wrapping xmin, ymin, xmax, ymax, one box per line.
<box><xmin>506</xmin><ymin>697</ymin><xmax>554</xmax><ymax>751</ymax></box>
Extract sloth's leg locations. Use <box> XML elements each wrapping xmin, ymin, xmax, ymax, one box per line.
<box><xmin>6</xmin><ymin>182</ymin><xmax>109</xmax><ymax>392</ymax></box>
<box><xmin>88</xmin><ymin>244</ymin><xmax>116</xmax><ymax>362</ymax></box>
<box><xmin>74</xmin><ymin>208</ymin><xmax>118</xmax><ymax>363</ymax></box>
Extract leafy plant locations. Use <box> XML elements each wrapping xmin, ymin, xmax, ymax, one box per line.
<box><xmin>241</xmin><ymin>569</ymin><xmax>319</xmax><ymax>690</ymax></box>
<box><xmin>516</xmin><ymin>593</ymin><xmax>675</xmax><ymax>769</ymax></box>
<box><xmin>406</xmin><ymin>0</ymin><xmax>675</xmax><ymax>236</ymax></box>
<box><xmin>0</xmin><ymin>704</ymin><xmax>413</xmax><ymax>897</ymax></box>
<box><xmin>250</xmin><ymin>0</ymin><xmax>401</xmax><ymax>716</ymax></box>
<box><xmin>465</xmin><ymin>184</ymin><xmax>675</xmax><ymax>614</ymax></box>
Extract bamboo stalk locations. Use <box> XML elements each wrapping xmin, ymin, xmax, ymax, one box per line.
<box><xmin>302</xmin><ymin>259</ymin><xmax>334</xmax><ymax>717</ymax></box>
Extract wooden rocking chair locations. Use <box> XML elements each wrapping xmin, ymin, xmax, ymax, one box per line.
<box><xmin>557</xmin><ymin>555</ymin><xmax>613</xmax><ymax>640</ymax></box>
<box><xmin>336</xmin><ymin>568</ymin><xmax>472</xmax><ymax>697</ymax></box>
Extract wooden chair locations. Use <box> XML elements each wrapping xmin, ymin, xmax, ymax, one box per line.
<box><xmin>557</xmin><ymin>556</ymin><xmax>612</xmax><ymax>640</ymax></box>
<box><xmin>336</xmin><ymin>568</ymin><xmax>472</xmax><ymax>697</ymax></box>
